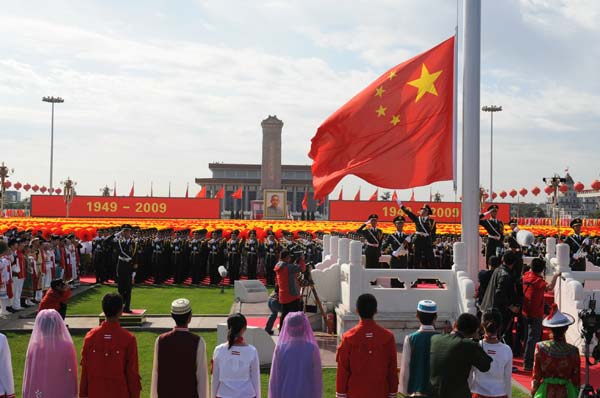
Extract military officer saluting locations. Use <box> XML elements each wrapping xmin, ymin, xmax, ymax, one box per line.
<box><xmin>566</xmin><ymin>218</ymin><xmax>589</xmax><ymax>271</ymax></box>
<box><xmin>115</xmin><ymin>224</ymin><xmax>137</xmax><ymax>313</ymax></box>
<box><xmin>479</xmin><ymin>204</ymin><xmax>505</xmax><ymax>263</ymax></box>
<box><xmin>357</xmin><ymin>214</ymin><xmax>383</xmax><ymax>269</ymax></box>
<box><xmin>397</xmin><ymin>200</ymin><xmax>437</xmax><ymax>269</ymax></box>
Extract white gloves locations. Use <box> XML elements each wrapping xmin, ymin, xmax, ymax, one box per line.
<box><xmin>484</xmin><ymin>210</ymin><xmax>492</xmax><ymax>216</ymax></box>
<box><xmin>396</xmin><ymin>199</ymin><xmax>403</xmax><ymax>207</ymax></box>
<box><xmin>583</xmin><ymin>238</ymin><xmax>590</xmax><ymax>246</ymax></box>
<box><xmin>405</xmin><ymin>235</ymin><xmax>412</xmax><ymax>243</ymax></box>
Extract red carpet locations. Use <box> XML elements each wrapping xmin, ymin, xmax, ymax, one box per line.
<box><xmin>246</xmin><ymin>317</ymin><xmax>272</xmax><ymax>328</ymax></box>
<box><xmin>79</xmin><ymin>274</ymin><xmax>268</xmax><ymax>287</ymax></box>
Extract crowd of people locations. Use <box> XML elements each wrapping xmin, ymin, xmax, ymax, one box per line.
<box><xmin>0</xmin><ymin>290</ymin><xmax>582</xmax><ymax>398</ymax></box>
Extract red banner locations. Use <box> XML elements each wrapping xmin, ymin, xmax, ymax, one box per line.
<box><xmin>329</xmin><ymin>201</ymin><xmax>510</xmax><ymax>223</ymax></box>
<box><xmin>31</xmin><ymin>195</ymin><xmax>220</xmax><ymax>219</ymax></box>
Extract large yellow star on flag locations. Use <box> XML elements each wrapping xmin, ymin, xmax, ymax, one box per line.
<box><xmin>407</xmin><ymin>63</ymin><xmax>443</xmax><ymax>102</ymax></box>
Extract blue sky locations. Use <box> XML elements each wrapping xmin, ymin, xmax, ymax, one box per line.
<box><xmin>1</xmin><ymin>0</ymin><xmax>599</xmax><ymax>202</ymax></box>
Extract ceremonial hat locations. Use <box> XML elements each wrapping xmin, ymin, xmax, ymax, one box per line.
<box><xmin>542</xmin><ymin>304</ymin><xmax>574</xmax><ymax>328</ymax></box>
<box><xmin>232</xmin><ymin>229</ymin><xmax>240</xmax><ymax>235</ymax></box>
<box><xmin>393</xmin><ymin>215</ymin><xmax>406</xmax><ymax>223</ymax></box>
<box><xmin>570</xmin><ymin>218</ymin><xmax>582</xmax><ymax>228</ymax></box>
<box><xmin>121</xmin><ymin>224</ymin><xmax>133</xmax><ymax>230</ymax></box>
<box><xmin>421</xmin><ymin>204</ymin><xmax>432</xmax><ymax>215</ymax></box>
<box><xmin>509</xmin><ymin>218</ymin><xmax>518</xmax><ymax>225</ymax></box>
<box><xmin>487</xmin><ymin>204</ymin><xmax>499</xmax><ymax>212</ymax></box>
<box><xmin>249</xmin><ymin>229</ymin><xmax>256</xmax><ymax>236</ymax></box>
<box><xmin>368</xmin><ymin>214</ymin><xmax>379</xmax><ymax>219</ymax></box>
<box><xmin>417</xmin><ymin>300</ymin><xmax>437</xmax><ymax>313</ymax></box>
<box><xmin>171</xmin><ymin>298</ymin><xmax>192</xmax><ymax>315</ymax></box>
<box><xmin>266</xmin><ymin>230</ymin><xmax>274</xmax><ymax>236</ymax></box>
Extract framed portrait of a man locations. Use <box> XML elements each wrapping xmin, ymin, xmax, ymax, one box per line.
<box><xmin>263</xmin><ymin>189</ymin><xmax>287</xmax><ymax>219</ymax></box>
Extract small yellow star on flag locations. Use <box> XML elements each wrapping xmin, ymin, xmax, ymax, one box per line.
<box><xmin>375</xmin><ymin>105</ymin><xmax>387</xmax><ymax>117</ymax></box>
<box><xmin>407</xmin><ymin>63</ymin><xmax>443</xmax><ymax>102</ymax></box>
<box><xmin>375</xmin><ymin>86</ymin><xmax>385</xmax><ymax>97</ymax></box>
<box><xmin>390</xmin><ymin>115</ymin><xmax>401</xmax><ymax>126</ymax></box>
<box><xmin>388</xmin><ymin>70</ymin><xmax>397</xmax><ymax>80</ymax></box>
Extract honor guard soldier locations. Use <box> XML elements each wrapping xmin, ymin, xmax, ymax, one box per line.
<box><xmin>115</xmin><ymin>225</ymin><xmax>137</xmax><ymax>313</ymax></box>
<box><xmin>92</xmin><ymin>229</ymin><xmax>106</xmax><ymax>283</ymax></box>
<box><xmin>398</xmin><ymin>201</ymin><xmax>437</xmax><ymax>269</ymax></box>
<box><xmin>383</xmin><ymin>216</ymin><xmax>411</xmax><ymax>273</ymax></box>
<box><xmin>264</xmin><ymin>231</ymin><xmax>279</xmax><ymax>285</ymax></box>
<box><xmin>506</xmin><ymin>218</ymin><xmax>524</xmax><ymax>274</ymax></box>
<box><xmin>243</xmin><ymin>230</ymin><xmax>259</xmax><ymax>280</ymax></box>
<box><xmin>479</xmin><ymin>205</ymin><xmax>505</xmax><ymax>263</ymax></box>
<box><xmin>226</xmin><ymin>230</ymin><xmax>243</xmax><ymax>285</ymax></box>
<box><xmin>302</xmin><ymin>232</ymin><xmax>317</xmax><ymax>265</ymax></box>
<box><xmin>565</xmin><ymin>218</ymin><xmax>589</xmax><ymax>271</ymax></box>
<box><xmin>152</xmin><ymin>232</ymin><xmax>165</xmax><ymax>285</ymax></box>
<box><xmin>172</xmin><ymin>231</ymin><xmax>186</xmax><ymax>284</ymax></box>
<box><xmin>357</xmin><ymin>214</ymin><xmax>383</xmax><ymax>269</ymax></box>
<box><xmin>208</xmin><ymin>230</ymin><xmax>225</xmax><ymax>285</ymax></box>
<box><xmin>189</xmin><ymin>229</ymin><xmax>206</xmax><ymax>285</ymax></box>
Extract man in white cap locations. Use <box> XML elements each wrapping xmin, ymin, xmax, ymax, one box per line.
<box><xmin>531</xmin><ymin>304</ymin><xmax>579</xmax><ymax>398</ymax></box>
<box><xmin>399</xmin><ymin>300</ymin><xmax>439</xmax><ymax>397</ymax></box>
<box><xmin>151</xmin><ymin>298</ymin><xmax>208</xmax><ymax>398</ymax></box>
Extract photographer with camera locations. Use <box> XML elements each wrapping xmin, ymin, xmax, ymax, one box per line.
<box><xmin>38</xmin><ymin>278</ymin><xmax>71</xmax><ymax>319</ymax></box>
<box><xmin>274</xmin><ymin>250</ymin><xmax>306</xmax><ymax>330</ymax></box>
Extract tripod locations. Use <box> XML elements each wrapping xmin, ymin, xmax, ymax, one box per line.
<box><xmin>578</xmin><ymin>332</ymin><xmax>599</xmax><ymax>398</ymax></box>
<box><xmin>300</xmin><ymin>274</ymin><xmax>328</xmax><ymax>333</ymax></box>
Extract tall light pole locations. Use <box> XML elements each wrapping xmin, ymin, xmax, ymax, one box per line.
<box><xmin>42</xmin><ymin>96</ymin><xmax>64</xmax><ymax>195</ymax></box>
<box><xmin>482</xmin><ymin>105</ymin><xmax>502</xmax><ymax>202</ymax></box>
<box><xmin>0</xmin><ymin>162</ymin><xmax>14</xmax><ymax>215</ymax></box>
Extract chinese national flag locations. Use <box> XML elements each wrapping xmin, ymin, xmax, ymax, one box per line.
<box><xmin>309</xmin><ymin>37</ymin><xmax>455</xmax><ymax>199</ymax></box>
<box><xmin>301</xmin><ymin>189</ymin><xmax>308</xmax><ymax>211</ymax></box>
<box><xmin>391</xmin><ymin>191</ymin><xmax>398</xmax><ymax>202</ymax></box>
<box><xmin>231</xmin><ymin>186</ymin><xmax>243</xmax><ymax>199</ymax></box>
<box><xmin>369</xmin><ymin>188</ymin><xmax>379</xmax><ymax>201</ymax></box>
<box><xmin>354</xmin><ymin>188</ymin><xmax>361</xmax><ymax>201</ymax></box>
<box><xmin>214</xmin><ymin>186</ymin><xmax>225</xmax><ymax>199</ymax></box>
<box><xmin>338</xmin><ymin>188</ymin><xmax>343</xmax><ymax>201</ymax></box>
<box><xmin>129</xmin><ymin>183</ymin><xmax>135</xmax><ymax>197</ymax></box>
<box><xmin>196</xmin><ymin>186</ymin><xmax>206</xmax><ymax>198</ymax></box>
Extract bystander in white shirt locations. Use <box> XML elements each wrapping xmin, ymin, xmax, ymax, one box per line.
<box><xmin>211</xmin><ymin>342</ymin><xmax>260</xmax><ymax>398</ymax></box>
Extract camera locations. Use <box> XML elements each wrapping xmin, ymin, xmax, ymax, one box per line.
<box><xmin>579</xmin><ymin>296</ymin><xmax>600</xmax><ymax>361</ymax></box>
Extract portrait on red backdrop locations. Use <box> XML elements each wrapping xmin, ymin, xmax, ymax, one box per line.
<box><xmin>263</xmin><ymin>189</ymin><xmax>287</xmax><ymax>219</ymax></box>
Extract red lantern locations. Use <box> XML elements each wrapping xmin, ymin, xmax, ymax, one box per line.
<box><xmin>491</xmin><ymin>192</ymin><xmax>497</xmax><ymax>199</ymax></box>
<box><xmin>509</xmin><ymin>189</ymin><xmax>517</xmax><ymax>198</ymax></box>
<box><xmin>3</xmin><ymin>180</ymin><xmax>11</xmax><ymax>189</ymax></box>
<box><xmin>574</xmin><ymin>182</ymin><xmax>585</xmax><ymax>192</ymax></box>
<box><xmin>14</xmin><ymin>181</ymin><xmax>22</xmax><ymax>190</ymax></box>
<box><xmin>559</xmin><ymin>183</ymin><xmax>568</xmax><ymax>193</ymax></box>
<box><xmin>531</xmin><ymin>186</ymin><xmax>541</xmax><ymax>196</ymax></box>
<box><xmin>23</xmin><ymin>183</ymin><xmax>31</xmax><ymax>192</ymax></box>
<box><xmin>54</xmin><ymin>188</ymin><xmax>62</xmax><ymax>194</ymax></box>
<box><xmin>40</xmin><ymin>186</ymin><xmax>48</xmax><ymax>193</ymax></box>
<box><xmin>499</xmin><ymin>190</ymin><xmax>507</xmax><ymax>199</ymax></box>
<box><xmin>592</xmin><ymin>179</ymin><xmax>600</xmax><ymax>191</ymax></box>
<box><xmin>483</xmin><ymin>192</ymin><xmax>489</xmax><ymax>199</ymax></box>
<box><xmin>544</xmin><ymin>185</ymin><xmax>553</xmax><ymax>195</ymax></box>
<box><xmin>32</xmin><ymin>184</ymin><xmax>39</xmax><ymax>192</ymax></box>
<box><xmin>519</xmin><ymin>187</ymin><xmax>528</xmax><ymax>197</ymax></box>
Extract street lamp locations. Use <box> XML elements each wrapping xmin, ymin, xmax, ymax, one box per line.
<box><xmin>42</xmin><ymin>96</ymin><xmax>65</xmax><ymax>195</ymax></box>
<box><xmin>482</xmin><ymin>105</ymin><xmax>502</xmax><ymax>202</ymax></box>
<box><xmin>61</xmin><ymin>177</ymin><xmax>77</xmax><ymax>217</ymax></box>
<box><xmin>0</xmin><ymin>162</ymin><xmax>14</xmax><ymax>215</ymax></box>
<box><xmin>543</xmin><ymin>174</ymin><xmax>566</xmax><ymax>235</ymax></box>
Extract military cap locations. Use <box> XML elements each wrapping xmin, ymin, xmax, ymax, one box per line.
<box><xmin>570</xmin><ymin>218</ymin><xmax>582</xmax><ymax>228</ymax></box>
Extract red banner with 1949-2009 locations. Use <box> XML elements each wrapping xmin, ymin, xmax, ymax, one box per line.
<box><xmin>329</xmin><ymin>200</ymin><xmax>510</xmax><ymax>223</ymax></box>
<box><xmin>30</xmin><ymin>195</ymin><xmax>220</xmax><ymax>219</ymax></box>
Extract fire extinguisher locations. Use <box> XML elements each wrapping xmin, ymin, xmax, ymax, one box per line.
<box><xmin>326</xmin><ymin>311</ymin><xmax>336</xmax><ymax>334</ymax></box>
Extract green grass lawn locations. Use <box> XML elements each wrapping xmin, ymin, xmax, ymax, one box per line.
<box><xmin>68</xmin><ymin>284</ymin><xmax>234</xmax><ymax>315</ymax></box>
<box><xmin>5</xmin><ymin>330</ymin><xmax>529</xmax><ymax>398</ymax></box>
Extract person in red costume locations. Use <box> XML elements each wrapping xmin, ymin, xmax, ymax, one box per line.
<box><xmin>336</xmin><ymin>293</ymin><xmax>398</xmax><ymax>398</ymax></box>
<box><xmin>38</xmin><ymin>279</ymin><xmax>71</xmax><ymax>319</ymax></box>
<box><xmin>80</xmin><ymin>293</ymin><xmax>141</xmax><ymax>398</ymax></box>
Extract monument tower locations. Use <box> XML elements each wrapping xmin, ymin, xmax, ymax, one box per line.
<box><xmin>260</xmin><ymin>115</ymin><xmax>283</xmax><ymax>192</ymax></box>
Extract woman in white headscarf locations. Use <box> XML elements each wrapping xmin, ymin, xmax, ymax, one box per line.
<box><xmin>269</xmin><ymin>311</ymin><xmax>322</xmax><ymax>398</ymax></box>
<box><xmin>22</xmin><ymin>309</ymin><xmax>78</xmax><ymax>398</ymax></box>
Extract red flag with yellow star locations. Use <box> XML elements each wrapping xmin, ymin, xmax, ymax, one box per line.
<box><xmin>309</xmin><ymin>37</ymin><xmax>454</xmax><ymax>199</ymax></box>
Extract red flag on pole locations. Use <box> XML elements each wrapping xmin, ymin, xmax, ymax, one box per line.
<box><xmin>309</xmin><ymin>37</ymin><xmax>455</xmax><ymax>199</ymax></box>
<box><xmin>231</xmin><ymin>186</ymin><xmax>243</xmax><ymax>199</ymax></box>
<box><xmin>369</xmin><ymin>188</ymin><xmax>379</xmax><ymax>201</ymax></box>
<box><xmin>196</xmin><ymin>186</ymin><xmax>206</xmax><ymax>198</ymax></box>
<box><xmin>410</xmin><ymin>189</ymin><xmax>415</xmax><ymax>201</ymax></box>
<box><xmin>129</xmin><ymin>183</ymin><xmax>135</xmax><ymax>197</ymax></box>
<box><xmin>391</xmin><ymin>191</ymin><xmax>398</xmax><ymax>202</ymax></box>
<box><xmin>338</xmin><ymin>187</ymin><xmax>343</xmax><ymax>201</ymax></box>
<box><xmin>354</xmin><ymin>188</ymin><xmax>361</xmax><ymax>201</ymax></box>
<box><xmin>301</xmin><ymin>189</ymin><xmax>308</xmax><ymax>210</ymax></box>
<box><xmin>214</xmin><ymin>186</ymin><xmax>225</xmax><ymax>199</ymax></box>
<box><xmin>185</xmin><ymin>183</ymin><xmax>189</xmax><ymax>198</ymax></box>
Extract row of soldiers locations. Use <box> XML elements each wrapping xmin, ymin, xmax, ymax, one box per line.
<box><xmin>92</xmin><ymin>227</ymin><xmax>323</xmax><ymax>287</ymax></box>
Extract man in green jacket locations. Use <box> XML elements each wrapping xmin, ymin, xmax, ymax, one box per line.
<box><xmin>429</xmin><ymin>313</ymin><xmax>492</xmax><ymax>398</ymax></box>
